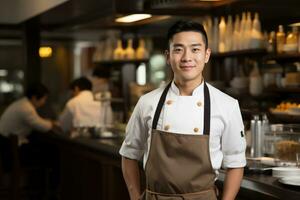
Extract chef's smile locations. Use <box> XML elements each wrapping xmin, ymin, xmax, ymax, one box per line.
<box><xmin>180</xmin><ymin>65</ymin><xmax>195</xmax><ymax>71</ymax></box>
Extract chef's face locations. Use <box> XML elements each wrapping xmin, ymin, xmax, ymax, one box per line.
<box><xmin>166</xmin><ymin>31</ymin><xmax>211</xmax><ymax>84</ymax></box>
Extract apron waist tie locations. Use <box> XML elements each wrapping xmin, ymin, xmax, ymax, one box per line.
<box><xmin>146</xmin><ymin>187</ymin><xmax>215</xmax><ymax>197</ymax></box>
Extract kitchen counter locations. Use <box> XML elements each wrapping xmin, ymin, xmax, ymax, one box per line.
<box><xmin>35</xmin><ymin>130</ymin><xmax>300</xmax><ymax>200</ymax></box>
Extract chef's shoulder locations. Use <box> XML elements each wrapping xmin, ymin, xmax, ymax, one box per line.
<box><xmin>207</xmin><ymin>83</ymin><xmax>239</xmax><ymax>111</ymax></box>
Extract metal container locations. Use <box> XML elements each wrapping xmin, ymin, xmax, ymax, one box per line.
<box><xmin>250</xmin><ymin>115</ymin><xmax>263</xmax><ymax>157</ymax></box>
<box><xmin>264</xmin><ymin>124</ymin><xmax>300</xmax><ymax>162</ymax></box>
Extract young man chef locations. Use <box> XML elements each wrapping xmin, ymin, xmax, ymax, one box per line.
<box><xmin>120</xmin><ymin>20</ymin><xmax>246</xmax><ymax>200</ymax></box>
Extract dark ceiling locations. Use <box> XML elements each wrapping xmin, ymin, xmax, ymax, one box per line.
<box><xmin>1</xmin><ymin>0</ymin><xmax>300</xmax><ymax>39</ymax></box>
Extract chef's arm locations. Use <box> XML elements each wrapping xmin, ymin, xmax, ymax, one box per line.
<box><xmin>221</xmin><ymin>167</ymin><xmax>244</xmax><ymax>200</ymax></box>
<box><xmin>122</xmin><ymin>157</ymin><xmax>141</xmax><ymax>200</ymax></box>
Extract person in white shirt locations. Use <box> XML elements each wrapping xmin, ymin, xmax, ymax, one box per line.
<box><xmin>0</xmin><ymin>83</ymin><xmax>53</xmax><ymax>145</ymax></box>
<box><xmin>89</xmin><ymin>66</ymin><xmax>111</xmax><ymax>95</ymax></box>
<box><xmin>59</xmin><ymin>77</ymin><xmax>111</xmax><ymax>132</ymax></box>
<box><xmin>120</xmin><ymin>20</ymin><xmax>246</xmax><ymax>200</ymax></box>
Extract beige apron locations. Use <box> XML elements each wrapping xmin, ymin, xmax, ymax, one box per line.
<box><xmin>142</xmin><ymin>82</ymin><xmax>217</xmax><ymax>200</ymax></box>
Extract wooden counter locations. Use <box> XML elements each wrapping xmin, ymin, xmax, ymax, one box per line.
<box><xmin>34</xmin><ymin>131</ymin><xmax>300</xmax><ymax>200</ymax></box>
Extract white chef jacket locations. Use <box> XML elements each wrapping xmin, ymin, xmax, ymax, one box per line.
<box><xmin>0</xmin><ymin>97</ymin><xmax>52</xmax><ymax>144</ymax></box>
<box><xmin>59</xmin><ymin>90</ymin><xmax>112</xmax><ymax>132</ymax></box>
<box><xmin>119</xmin><ymin>81</ymin><xmax>246</xmax><ymax>171</ymax></box>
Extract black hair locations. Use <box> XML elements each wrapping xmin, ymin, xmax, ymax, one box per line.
<box><xmin>25</xmin><ymin>83</ymin><xmax>49</xmax><ymax>100</ymax></box>
<box><xmin>167</xmin><ymin>20</ymin><xmax>208</xmax><ymax>49</ymax></box>
<box><xmin>70</xmin><ymin>77</ymin><xmax>92</xmax><ymax>91</ymax></box>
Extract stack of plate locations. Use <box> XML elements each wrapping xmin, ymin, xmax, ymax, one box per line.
<box><xmin>272</xmin><ymin>167</ymin><xmax>300</xmax><ymax>178</ymax></box>
<box><xmin>278</xmin><ymin>176</ymin><xmax>300</xmax><ymax>186</ymax></box>
<box><xmin>273</xmin><ymin>167</ymin><xmax>300</xmax><ymax>186</ymax></box>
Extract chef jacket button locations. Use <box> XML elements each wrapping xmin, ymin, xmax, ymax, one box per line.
<box><xmin>166</xmin><ymin>100</ymin><xmax>173</xmax><ymax>105</ymax></box>
<box><xmin>164</xmin><ymin>125</ymin><xmax>170</xmax><ymax>131</ymax></box>
<box><xmin>193</xmin><ymin>128</ymin><xmax>199</xmax><ymax>133</ymax></box>
<box><xmin>197</xmin><ymin>101</ymin><xmax>202</xmax><ymax>107</ymax></box>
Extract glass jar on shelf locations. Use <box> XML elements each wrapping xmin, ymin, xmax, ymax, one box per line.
<box><xmin>264</xmin><ymin>124</ymin><xmax>300</xmax><ymax>163</ymax></box>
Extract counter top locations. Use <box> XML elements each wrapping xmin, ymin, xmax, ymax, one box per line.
<box><xmin>37</xmin><ymin>131</ymin><xmax>300</xmax><ymax>199</ymax></box>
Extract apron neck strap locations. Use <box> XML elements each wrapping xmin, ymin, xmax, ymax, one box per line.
<box><xmin>203</xmin><ymin>83</ymin><xmax>210</xmax><ymax>135</ymax></box>
<box><xmin>152</xmin><ymin>81</ymin><xmax>211</xmax><ymax>135</ymax></box>
<box><xmin>152</xmin><ymin>81</ymin><xmax>172</xmax><ymax>130</ymax></box>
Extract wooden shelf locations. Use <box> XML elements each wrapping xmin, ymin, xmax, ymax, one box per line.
<box><xmin>94</xmin><ymin>59</ymin><xmax>148</xmax><ymax>66</ymax></box>
<box><xmin>264</xmin><ymin>87</ymin><xmax>300</xmax><ymax>93</ymax></box>
<box><xmin>263</xmin><ymin>53</ymin><xmax>300</xmax><ymax>63</ymax></box>
<box><xmin>269</xmin><ymin>112</ymin><xmax>300</xmax><ymax>123</ymax></box>
<box><xmin>223</xmin><ymin>87</ymin><xmax>280</xmax><ymax>100</ymax></box>
<box><xmin>211</xmin><ymin>49</ymin><xmax>299</xmax><ymax>62</ymax></box>
<box><xmin>211</xmin><ymin>49</ymin><xmax>267</xmax><ymax>59</ymax></box>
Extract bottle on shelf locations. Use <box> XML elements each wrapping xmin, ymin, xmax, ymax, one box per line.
<box><xmin>218</xmin><ymin>16</ymin><xmax>226</xmax><ymax>53</ymax></box>
<box><xmin>276</xmin><ymin>25</ymin><xmax>286</xmax><ymax>53</ymax></box>
<box><xmin>204</xmin><ymin>17</ymin><xmax>213</xmax><ymax>48</ymax></box>
<box><xmin>299</xmin><ymin>31</ymin><xmax>300</xmax><ymax>53</ymax></box>
<box><xmin>232</xmin><ymin>14</ymin><xmax>240</xmax><ymax>51</ymax></box>
<box><xmin>252</xmin><ymin>13</ymin><xmax>261</xmax><ymax>33</ymax></box>
<box><xmin>225</xmin><ymin>15</ymin><xmax>233</xmax><ymax>52</ymax></box>
<box><xmin>244</xmin><ymin>12</ymin><xmax>252</xmax><ymax>49</ymax></box>
<box><xmin>250</xmin><ymin>12</ymin><xmax>263</xmax><ymax>49</ymax></box>
<box><xmin>267</xmin><ymin>31</ymin><xmax>276</xmax><ymax>53</ymax></box>
<box><xmin>239</xmin><ymin>12</ymin><xmax>246</xmax><ymax>50</ymax></box>
<box><xmin>124</xmin><ymin>39</ymin><xmax>135</xmax><ymax>60</ymax></box>
<box><xmin>285</xmin><ymin>26</ymin><xmax>298</xmax><ymax>52</ymax></box>
<box><xmin>212</xmin><ymin>17</ymin><xmax>219</xmax><ymax>52</ymax></box>
<box><xmin>136</xmin><ymin>38</ymin><xmax>149</xmax><ymax>59</ymax></box>
<box><xmin>113</xmin><ymin>39</ymin><xmax>125</xmax><ymax>60</ymax></box>
<box><xmin>249</xmin><ymin>62</ymin><xmax>263</xmax><ymax>96</ymax></box>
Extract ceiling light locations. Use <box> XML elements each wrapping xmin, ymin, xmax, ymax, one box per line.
<box><xmin>39</xmin><ymin>47</ymin><xmax>52</xmax><ymax>58</ymax></box>
<box><xmin>289</xmin><ymin>22</ymin><xmax>300</xmax><ymax>27</ymax></box>
<box><xmin>115</xmin><ymin>14</ymin><xmax>152</xmax><ymax>23</ymax></box>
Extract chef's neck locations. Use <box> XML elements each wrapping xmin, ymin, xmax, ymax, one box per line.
<box><xmin>174</xmin><ymin>77</ymin><xmax>203</xmax><ymax>96</ymax></box>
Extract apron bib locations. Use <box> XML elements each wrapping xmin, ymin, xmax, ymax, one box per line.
<box><xmin>142</xmin><ymin>82</ymin><xmax>217</xmax><ymax>200</ymax></box>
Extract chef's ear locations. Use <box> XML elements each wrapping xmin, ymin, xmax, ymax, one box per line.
<box><xmin>205</xmin><ymin>48</ymin><xmax>211</xmax><ymax>64</ymax></box>
<box><xmin>165</xmin><ymin>50</ymin><xmax>170</xmax><ymax>66</ymax></box>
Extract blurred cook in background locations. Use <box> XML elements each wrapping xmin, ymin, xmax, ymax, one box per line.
<box><xmin>0</xmin><ymin>83</ymin><xmax>53</xmax><ymax>145</ymax></box>
<box><xmin>58</xmin><ymin>77</ymin><xmax>113</xmax><ymax>133</ymax></box>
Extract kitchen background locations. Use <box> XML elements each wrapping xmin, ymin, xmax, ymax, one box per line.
<box><xmin>0</xmin><ymin>1</ymin><xmax>300</xmax><ymax>199</ymax></box>
<box><xmin>0</xmin><ymin>0</ymin><xmax>299</xmax><ymax>123</ymax></box>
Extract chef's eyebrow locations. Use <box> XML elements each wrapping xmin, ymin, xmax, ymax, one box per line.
<box><xmin>172</xmin><ymin>43</ymin><xmax>203</xmax><ymax>47</ymax></box>
<box><xmin>191</xmin><ymin>44</ymin><xmax>202</xmax><ymax>47</ymax></box>
<box><xmin>172</xmin><ymin>44</ymin><xmax>184</xmax><ymax>48</ymax></box>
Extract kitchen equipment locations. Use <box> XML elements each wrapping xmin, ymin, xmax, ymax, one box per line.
<box><xmin>250</xmin><ymin>115</ymin><xmax>263</xmax><ymax>157</ymax></box>
<box><xmin>264</xmin><ymin>124</ymin><xmax>300</xmax><ymax>162</ymax></box>
<box><xmin>278</xmin><ymin>176</ymin><xmax>300</xmax><ymax>186</ymax></box>
<box><xmin>272</xmin><ymin>167</ymin><xmax>300</xmax><ymax>178</ymax></box>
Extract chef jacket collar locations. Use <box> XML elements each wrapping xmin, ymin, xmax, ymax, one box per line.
<box><xmin>170</xmin><ymin>79</ymin><xmax>205</xmax><ymax>96</ymax></box>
